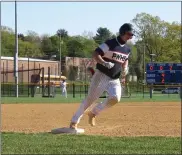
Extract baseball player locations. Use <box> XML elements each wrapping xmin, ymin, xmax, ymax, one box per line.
<box><xmin>61</xmin><ymin>79</ymin><xmax>67</xmax><ymax>98</ymax></box>
<box><xmin>69</xmin><ymin>23</ymin><xmax>134</xmax><ymax>129</ymax></box>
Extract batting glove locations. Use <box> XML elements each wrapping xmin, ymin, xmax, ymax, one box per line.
<box><xmin>102</xmin><ymin>61</ymin><xmax>114</xmax><ymax>69</ymax></box>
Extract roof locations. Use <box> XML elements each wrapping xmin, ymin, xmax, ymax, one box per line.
<box><xmin>1</xmin><ymin>56</ymin><xmax>58</xmax><ymax>63</ymax></box>
<box><xmin>40</xmin><ymin>74</ymin><xmax>67</xmax><ymax>79</ymax></box>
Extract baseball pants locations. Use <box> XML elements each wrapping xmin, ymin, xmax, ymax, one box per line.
<box><xmin>71</xmin><ymin>69</ymin><xmax>122</xmax><ymax>124</ymax></box>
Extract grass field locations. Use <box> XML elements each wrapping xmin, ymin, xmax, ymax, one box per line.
<box><xmin>2</xmin><ymin>93</ymin><xmax>181</xmax><ymax>154</ymax></box>
<box><xmin>2</xmin><ymin>93</ymin><xmax>181</xmax><ymax>103</ymax></box>
<box><xmin>2</xmin><ymin>132</ymin><xmax>181</xmax><ymax>154</ymax></box>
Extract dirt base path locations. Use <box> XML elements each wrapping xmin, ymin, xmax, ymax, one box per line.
<box><xmin>2</xmin><ymin>102</ymin><xmax>181</xmax><ymax>137</ymax></box>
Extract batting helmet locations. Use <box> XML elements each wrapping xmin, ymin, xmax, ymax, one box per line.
<box><xmin>119</xmin><ymin>23</ymin><xmax>134</xmax><ymax>36</ymax></box>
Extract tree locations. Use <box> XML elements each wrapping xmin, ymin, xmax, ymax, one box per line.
<box><xmin>82</xmin><ymin>39</ymin><xmax>97</xmax><ymax>58</ymax></box>
<box><xmin>1</xmin><ymin>26</ymin><xmax>43</xmax><ymax>57</ymax></box>
<box><xmin>18</xmin><ymin>40</ymin><xmax>43</xmax><ymax>57</ymax></box>
<box><xmin>18</xmin><ymin>33</ymin><xmax>25</xmax><ymax>41</ymax></box>
<box><xmin>132</xmin><ymin>12</ymin><xmax>181</xmax><ymax>63</ymax></box>
<box><xmin>50</xmin><ymin>35</ymin><xmax>69</xmax><ymax>60</ymax></box>
<box><xmin>93</xmin><ymin>27</ymin><xmax>113</xmax><ymax>44</ymax></box>
<box><xmin>56</xmin><ymin>29</ymin><xmax>68</xmax><ymax>38</ymax></box>
<box><xmin>126</xmin><ymin>41</ymin><xmax>138</xmax><ymax>77</ymax></box>
<box><xmin>24</xmin><ymin>30</ymin><xmax>40</xmax><ymax>43</ymax></box>
<box><xmin>1</xmin><ymin>26</ymin><xmax>14</xmax><ymax>33</ymax></box>
<box><xmin>1</xmin><ymin>30</ymin><xmax>15</xmax><ymax>56</ymax></box>
<box><xmin>133</xmin><ymin>42</ymin><xmax>145</xmax><ymax>81</ymax></box>
<box><xmin>160</xmin><ymin>22</ymin><xmax>181</xmax><ymax>62</ymax></box>
<box><xmin>67</xmin><ymin>37</ymin><xmax>85</xmax><ymax>57</ymax></box>
<box><xmin>40</xmin><ymin>35</ymin><xmax>53</xmax><ymax>55</ymax></box>
<box><xmin>82</xmin><ymin>30</ymin><xmax>94</xmax><ymax>39</ymax></box>
<box><xmin>24</xmin><ymin>30</ymin><xmax>42</xmax><ymax>56</ymax></box>
<box><xmin>66</xmin><ymin>36</ymin><xmax>97</xmax><ymax>58</ymax></box>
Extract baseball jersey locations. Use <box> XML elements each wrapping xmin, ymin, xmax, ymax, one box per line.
<box><xmin>95</xmin><ymin>36</ymin><xmax>131</xmax><ymax>79</ymax></box>
<box><xmin>61</xmin><ymin>81</ymin><xmax>66</xmax><ymax>88</ymax></box>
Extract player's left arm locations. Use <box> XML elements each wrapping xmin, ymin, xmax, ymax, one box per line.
<box><xmin>121</xmin><ymin>60</ymin><xmax>129</xmax><ymax>85</ymax></box>
<box><xmin>121</xmin><ymin>47</ymin><xmax>131</xmax><ymax>85</ymax></box>
<box><xmin>122</xmin><ymin>59</ymin><xmax>129</xmax><ymax>77</ymax></box>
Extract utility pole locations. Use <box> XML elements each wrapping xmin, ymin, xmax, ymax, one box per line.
<box><xmin>59</xmin><ymin>35</ymin><xmax>62</xmax><ymax>77</ymax></box>
<box><xmin>143</xmin><ymin>44</ymin><xmax>145</xmax><ymax>98</ymax></box>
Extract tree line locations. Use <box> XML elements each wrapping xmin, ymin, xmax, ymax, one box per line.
<box><xmin>2</xmin><ymin>13</ymin><xmax>181</xmax><ymax>81</ymax></box>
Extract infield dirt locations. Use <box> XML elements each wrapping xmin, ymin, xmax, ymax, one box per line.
<box><xmin>2</xmin><ymin>102</ymin><xmax>181</xmax><ymax>137</ymax></box>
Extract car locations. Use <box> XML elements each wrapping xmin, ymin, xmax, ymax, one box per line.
<box><xmin>161</xmin><ymin>87</ymin><xmax>180</xmax><ymax>94</ymax></box>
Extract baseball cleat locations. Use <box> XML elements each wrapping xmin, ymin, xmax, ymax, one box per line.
<box><xmin>69</xmin><ymin>122</ymin><xmax>78</xmax><ymax>129</ymax></box>
<box><xmin>88</xmin><ymin>111</ymin><xmax>96</xmax><ymax>126</ymax></box>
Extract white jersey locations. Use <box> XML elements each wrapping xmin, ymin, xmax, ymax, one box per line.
<box><xmin>61</xmin><ymin>81</ymin><xmax>66</xmax><ymax>88</ymax></box>
<box><xmin>61</xmin><ymin>81</ymin><xmax>67</xmax><ymax>98</ymax></box>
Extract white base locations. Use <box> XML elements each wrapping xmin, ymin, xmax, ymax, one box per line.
<box><xmin>51</xmin><ymin>127</ymin><xmax>85</xmax><ymax>134</ymax></box>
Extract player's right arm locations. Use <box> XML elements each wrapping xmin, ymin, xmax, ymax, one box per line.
<box><xmin>93</xmin><ymin>41</ymin><xmax>114</xmax><ymax>69</ymax></box>
<box><xmin>92</xmin><ymin>51</ymin><xmax>105</xmax><ymax>65</ymax></box>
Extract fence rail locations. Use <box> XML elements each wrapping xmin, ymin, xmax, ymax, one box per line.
<box><xmin>1</xmin><ymin>63</ymin><xmax>181</xmax><ymax>99</ymax></box>
<box><xmin>1</xmin><ymin>81</ymin><xmax>181</xmax><ymax>99</ymax></box>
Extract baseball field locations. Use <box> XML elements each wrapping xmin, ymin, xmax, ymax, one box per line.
<box><xmin>1</xmin><ymin>95</ymin><xmax>181</xmax><ymax>154</ymax></box>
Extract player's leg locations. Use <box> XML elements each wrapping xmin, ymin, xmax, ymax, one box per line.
<box><xmin>89</xmin><ymin>79</ymin><xmax>121</xmax><ymax>126</ymax></box>
<box><xmin>65</xmin><ymin>88</ymin><xmax>67</xmax><ymax>98</ymax></box>
<box><xmin>62</xmin><ymin>88</ymin><xmax>64</xmax><ymax>96</ymax></box>
<box><xmin>70</xmin><ymin>70</ymin><xmax>108</xmax><ymax>128</ymax></box>
<box><xmin>62</xmin><ymin>88</ymin><xmax>66</xmax><ymax>98</ymax></box>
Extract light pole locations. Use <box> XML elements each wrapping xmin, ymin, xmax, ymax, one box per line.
<box><xmin>143</xmin><ymin>44</ymin><xmax>146</xmax><ymax>98</ymax></box>
<box><xmin>14</xmin><ymin>1</ymin><xmax>18</xmax><ymax>98</ymax></box>
<box><xmin>59</xmin><ymin>35</ymin><xmax>61</xmax><ymax>76</ymax></box>
<box><xmin>181</xmin><ymin>18</ymin><xmax>182</xmax><ymax>100</ymax></box>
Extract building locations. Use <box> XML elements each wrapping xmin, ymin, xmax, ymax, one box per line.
<box><xmin>1</xmin><ymin>56</ymin><xmax>59</xmax><ymax>83</ymax></box>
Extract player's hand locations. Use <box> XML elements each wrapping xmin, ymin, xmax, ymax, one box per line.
<box><xmin>121</xmin><ymin>78</ymin><xmax>126</xmax><ymax>85</ymax></box>
<box><xmin>102</xmin><ymin>61</ymin><xmax>114</xmax><ymax>69</ymax></box>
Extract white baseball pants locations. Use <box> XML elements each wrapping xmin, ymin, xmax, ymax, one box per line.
<box><xmin>71</xmin><ymin>69</ymin><xmax>122</xmax><ymax>124</ymax></box>
<box><xmin>62</xmin><ymin>88</ymin><xmax>67</xmax><ymax>98</ymax></box>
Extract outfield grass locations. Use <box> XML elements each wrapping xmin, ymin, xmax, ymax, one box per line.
<box><xmin>2</xmin><ymin>93</ymin><xmax>181</xmax><ymax>104</ymax></box>
<box><xmin>2</xmin><ymin>132</ymin><xmax>181</xmax><ymax>154</ymax></box>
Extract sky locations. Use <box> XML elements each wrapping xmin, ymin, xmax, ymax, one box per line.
<box><xmin>1</xmin><ymin>1</ymin><xmax>181</xmax><ymax>38</ymax></box>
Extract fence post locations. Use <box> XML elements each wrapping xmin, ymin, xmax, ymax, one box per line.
<box><xmin>6</xmin><ymin>60</ymin><xmax>8</xmax><ymax>83</ymax></box>
<box><xmin>143</xmin><ymin>83</ymin><xmax>144</xmax><ymax>98</ymax></box>
<box><xmin>3</xmin><ymin>62</ymin><xmax>4</xmax><ymax>95</ymax></box>
<box><xmin>34</xmin><ymin>61</ymin><xmax>35</xmax><ymax>74</ymax></box>
<box><xmin>80</xmin><ymin>84</ymin><xmax>81</xmax><ymax>98</ymax></box>
<box><xmin>28</xmin><ymin>57</ymin><xmax>30</xmax><ymax>97</ymax></box>
<box><xmin>42</xmin><ymin>67</ymin><xmax>45</xmax><ymax>97</ymax></box>
<box><xmin>149</xmin><ymin>84</ymin><xmax>153</xmax><ymax>98</ymax></box>
<box><xmin>84</xmin><ymin>84</ymin><xmax>86</xmax><ymax>97</ymax></box>
<box><xmin>22</xmin><ymin>63</ymin><xmax>23</xmax><ymax>95</ymax></box>
<box><xmin>73</xmin><ymin>83</ymin><xmax>75</xmax><ymax>98</ymax></box>
<box><xmin>48</xmin><ymin>66</ymin><xmax>50</xmax><ymax>97</ymax></box>
<box><xmin>38</xmin><ymin>63</ymin><xmax>41</xmax><ymax>94</ymax></box>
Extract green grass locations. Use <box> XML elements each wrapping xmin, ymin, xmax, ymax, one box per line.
<box><xmin>1</xmin><ymin>93</ymin><xmax>181</xmax><ymax>104</ymax></box>
<box><xmin>2</xmin><ymin>132</ymin><xmax>181</xmax><ymax>154</ymax></box>
<box><xmin>1</xmin><ymin>95</ymin><xmax>83</xmax><ymax>104</ymax></box>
